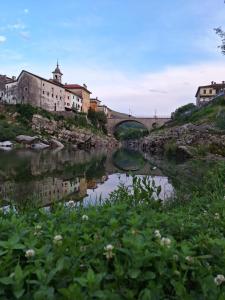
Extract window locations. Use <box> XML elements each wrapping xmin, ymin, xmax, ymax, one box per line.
<box><xmin>47</xmin><ymin>92</ymin><xmax>49</xmax><ymax>96</ymax></box>
<box><xmin>209</xmin><ymin>89</ymin><xmax>212</xmax><ymax>94</ymax></box>
<box><xmin>43</xmin><ymin>91</ymin><xmax>45</xmax><ymax>94</ymax></box>
<box><xmin>67</xmin><ymin>103</ymin><xmax>70</xmax><ymax>106</ymax></box>
<box><xmin>52</xmin><ymin>94</ymin><xmax>54</xmax><ymax>97</ymax></box>
<box><xmin>68</xmin><ymin>96</ymin><xmax>69</xmax><ymax>100</ymax></box>
<box><xmin>203</xmin><ymin>89</ymin><xmax>206</xmax><ymax>94</ymax></box>
<box><xmin>56</xmin><ymin>95</ymin><xmax>58</xmax><ymax>99</ymax></box>
<box><xmin>60</xmin><ymin>96</ymin><xmax>62</xmax><ymax>100</ymax></box>
<box><xmin>43</xmin><ymin>83</ymin><xmax>45</xmax><ymax>87</ymax></box>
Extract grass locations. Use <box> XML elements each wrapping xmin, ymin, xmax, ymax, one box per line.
<box><xmin>0</xmin><ymin>162</ymin><xmax>225</xmax><ymax>299</ymax></box>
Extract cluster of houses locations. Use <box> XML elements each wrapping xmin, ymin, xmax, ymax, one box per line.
<box><xmin>0</xmin><ymin>63</ymin><xmax>110</xmax><ymax>116</ymax></box>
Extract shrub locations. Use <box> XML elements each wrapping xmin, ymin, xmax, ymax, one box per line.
<box><xmin>171</xmin><ymin>103</ymin><xmax>197</xmax><ymax>121</ymax></box>
<box><xmin>164</xmin><ymin>141</ymin><xmax>178</xmax><ymax>158</ymax></box>
<box><xmin>215</xmin><ymin>109</ymin><xmax>225</xmax><ymax>130</ymax></box>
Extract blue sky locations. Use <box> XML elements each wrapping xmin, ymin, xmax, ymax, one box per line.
<box><xmin>0</xmin><ymin>0</ymin><xmax>225</xmax><ymax>115</ymax></box>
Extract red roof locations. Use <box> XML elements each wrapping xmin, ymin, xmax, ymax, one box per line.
<box><xmin>64</xmin><ymin>84</ymin><xmax>92</xmax><ymax>94</ymax></box>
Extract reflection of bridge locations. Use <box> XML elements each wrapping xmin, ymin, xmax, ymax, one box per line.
<box><xmin>107</xmin><ymin>116</ymin><xmax>170</xmax><ymax>134</ymax></box>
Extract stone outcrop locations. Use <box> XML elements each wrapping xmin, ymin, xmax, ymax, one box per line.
<box><xmin>31</xmin><ymin>114</ymin><xmax>119</xmax><ymax>149</ymax></box>
<box><xmin>140</xmin><ymin>123</ymin><xmax>225</xmax><ymax>157</ymax></box>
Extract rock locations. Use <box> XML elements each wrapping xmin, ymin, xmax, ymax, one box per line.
<box><xmin>16</xmin><ymin>135</ymin><xmax>39</xmax><ymax>144</ymax></box>
<box><xmin>176</xmin><ymin>146</ymin><xmax>194</xmax><ymax>159</ymax></box>
<box><xmin>49</xmin><ymin>139</ymin><xmax>64</xmax><ymax>149</ymax></box>
<box><xmin>0</xmin><ymin>141</ymin><xmax>13</xmax><ymax>151</ymax></box>
<box><xmin>0</xmin><ymin>141</ymin><xmax>13</xmax><ymax>148</ymax></box>
<box><xmin>30</xmin><ymin>143</ymin><xmax>50</xmax><ymax>150</ymax></box>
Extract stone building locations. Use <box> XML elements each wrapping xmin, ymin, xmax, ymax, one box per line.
<box><xmin>196</xmin><ymin>81</ymin><xmax>225</xmax><ymax>106</ymax></box>
<box><xmin>1</xmin><ymin>63</ymin><xmax>88</xmax><ymax>112</ymax></box>
<box><xmin>0</xmin><ymin>75</ymin><xmax>15</xmax><ymax>101</ymax></box>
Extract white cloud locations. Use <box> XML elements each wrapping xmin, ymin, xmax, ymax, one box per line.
<box><xmin>24</xmin><ymin>9</ymin><xmax>29</xmax><ymax>14</ymax></box>
<box><xmin>0</xmin><ymin>35</ymin><xmax>6</xmax><ymax>43</ymax></box>
<box><xmin>62</xmin><ymin>60</ymin><xmax>225</xmax><ymax>116</ymax></box>
<box><xmin>8</xmin><ymin>21</ymin><xmax>26</xmax><ymax>30</ymax></box>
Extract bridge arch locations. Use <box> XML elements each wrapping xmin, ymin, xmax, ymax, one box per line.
<box><xmin>107</xmin><ymin>117</ymin><xmax>170</xmax><ymax>135</ymax></box>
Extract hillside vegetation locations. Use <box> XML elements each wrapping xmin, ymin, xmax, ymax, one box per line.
<box><xmin>168</xmin><ymin>97</ymin><xmax>225</xmax><ymax>130</ymax></box>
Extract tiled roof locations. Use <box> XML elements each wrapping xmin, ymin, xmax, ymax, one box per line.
<box><xmin>64</xmin><ymin>84</ymin><xmax>92</xmax><ymax>94</ymax></box>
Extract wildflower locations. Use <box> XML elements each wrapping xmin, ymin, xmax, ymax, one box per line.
<box><xmin>154</xmin><ymin>230</ymin><xmax>161</xmax><ymax>239</ymax></box>
<box><xmin>185</xmin><ymin>256</ymin><xmax>194</xmax><ymax>263</ymax></box>
<box><xmin>104</xmin><ymin>244</ymin><xmax>114</xmax><ymax>260</ymax></box>
<box><xmin>80</xmin><ymin>246</ymin><xmax>87</xmax><ymax>252</ymax></box>
<box><xmin>82</xmin><ymin>215</ymin><xmax>89</xmax><ymax>221</ymax></box>
<box><xmin>160</xmin><ymin>237</ymin><xmax>171</xmax><ymax>247</ymax></box>
<box><xmin>152</xmin><ymin>166</ymin><xmax>157</xmax><ymax>170</ymax></box>
<box><xmin>25</xmin><ymin>249</ymin><xmax>35</xmax><ymax>258</ymax></box>
<box><xmin>53</xmin><ymin>234</ymin><xmax>63</xmax><ymax>245</ymax></box>
<box><xmin>67</xmin><ymin>200</ymin><xmax>75</xmax><ymax>208</ymax></box>
<box><xmin>214</xmin><ymin>213</ymin><xmax>220</xmax><ymax>220</ymax></box>
<box><xmin>34</xmin><ymin>224</ymin><xmax>42</xmax><ymax>236</ymax></box>
<box><xmin>214</xmin><ymin>274</ymin><xmax>225</xmax><ymax>286</ymax></box>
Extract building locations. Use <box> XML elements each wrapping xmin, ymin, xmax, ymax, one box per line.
<box><xmin>64</xmin><ymin>83</ymin><xmax>92</xmax><ymax>113</ymax></box>
<box><xmin>195</xmin><ymin>81</ymin><xmax>225</xmax><ymax>106</ymax></box>
<box><xmin>90</xmin><ymin>97</ymin><xmax>101</xmax><ymax>112</ymax></box>
<box><xmin>0</xmin><ymin>75</ymin><xmax>15</xmax><ymax>101</ymax></box>
<box><xmin>97</xmin><ymin>104</ymin><xmax>111</xmax><ymax>117</ymax></box>
<box><xmin>1</xmin><ymin>63</ymin><xmax>89</xmax><ymax>113</ymax></box>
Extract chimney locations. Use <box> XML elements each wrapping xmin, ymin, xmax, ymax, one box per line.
<box><xmin>211</xmin><ymin>81</ymin><xmax>214</xmax><ymax>85</ymax></box>
<box><xmin>83</xmin><ymin>83</ymin><xmax>87</xmax><ymax>89</ymax></box>
<box><xmin>12</xmin><ymin>76</ymin><xmax>16</xmax><ymax>81</ymax></box>
<box><xmin>222</xmin><ymin>81</ymin><xmax>225</xmax><ymax>84</ymax></box>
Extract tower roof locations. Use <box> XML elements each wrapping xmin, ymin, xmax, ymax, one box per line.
<box><xmin>52</xmin><ymin>61</ymin><xmax>63</xmax><ymax>75</ymax></box>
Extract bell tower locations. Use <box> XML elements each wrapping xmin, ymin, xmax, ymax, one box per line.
<box><xmin>52</xmin><ymin>61</ymin><xmax>63</xmax><ymax>83</ymax></box>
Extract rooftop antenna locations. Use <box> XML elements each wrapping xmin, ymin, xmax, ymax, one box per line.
<box><xmin>154</xmin><ymin>109</ymin><xmax>157</xmax><ymax>118</ymax></box>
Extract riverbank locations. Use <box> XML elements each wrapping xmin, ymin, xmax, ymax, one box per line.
<box><xmin>0</xmin><ymin>160</ymin><xmax>224</xmax><ymax>299</ymax></box>
<box><xmin>0</xmin><ymin>104</ymin><xmax>119</xmax><ymax>150</ymax></box>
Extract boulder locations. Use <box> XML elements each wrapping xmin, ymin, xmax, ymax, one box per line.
<box><xmin>0</xmin><ymin>141</ymin><xmax>13</xmax><ymax>148</ymax></box>
<box><xmin>30</xmin><ymin>143</ymin><xmax>50</xmax><ymax>150</ymax></box>
<box><xmin>16</xmin><ymin>135</ymin><xmax>39</xmax><ymax>144</ymax></box>
<box><xmin>49</xmin><ymin>139</ymin><xmax>64</xmax><ymax>149</ymax></box>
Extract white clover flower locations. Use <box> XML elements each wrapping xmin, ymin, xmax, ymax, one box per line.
<box><xmin>173</xmin><ymin>254</ymin><xmax>179</xmax><ymax>261</ymax></box>
<box><xmin>154</xmin><ymin>230</ymin><xmax>161</xmax><ymax>239</ymax></box>
<box><xmin>104</xmin><ymin>244</ymin><xmax>114</xmax><ymax>260</ymax></box>
<box><xmin>105</xmin><ymin>244</ymin><xmax>114</xmax><ymax>251</ymax></box>
<box><xmin>67</xmin><ymin>200</ymin><xmax>75</xmax><ymax>208</ymax></box>
<box><xmin>214</xmin><ymin>274</ymin><xmax>225</xmax><ymax>286</ymax></box>
<box><xmin>185</xmin><ymin>256</ymin><xmax>194</xmax><ymax>263</ymax></box>
<box><xmin>35</xmin><ymin>224</ymin><xmax>42</xmax><ymax>230</ymax></box>
<box><xmin>25</xmin><ymin>249</ymin><xmax>35</xmax><ymax>258</ymax></box>
<box><xmin>82</xmin><ymin>215</ymin><xmax>89</xmax><ymax>221</ymax></box>
<box><xmin>214</xmin><ymin>213</ymin><xmax>220</xmax><ymax>220</ymax></box>
<box><xmin>53</xmin><ymin>234</ymin><xmax>63</xmax><ymax>245</ymax></box>
<box><xmin>160</xmin><ymin>237</ymin><xmax>171</xmax><ymax>247</ymax></box>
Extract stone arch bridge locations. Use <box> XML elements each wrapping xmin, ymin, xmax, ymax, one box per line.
<box><xmin>107</xmin><ymin>116</ymin><xmax>171</xmax><ymax>134</ymax></box>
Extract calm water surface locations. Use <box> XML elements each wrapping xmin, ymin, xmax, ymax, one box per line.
<box><xmin>0</xmin><ymin>147</ymin><xmax>174</xmax><ymax>208</ymax></box>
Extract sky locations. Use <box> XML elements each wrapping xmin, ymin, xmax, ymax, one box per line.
<box><xmin>0</xmin><ymin>0</ymin><xmax>225</xmax><ymax>116</ymax></box>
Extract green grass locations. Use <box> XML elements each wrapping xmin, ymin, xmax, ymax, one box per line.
<box><xmin>0</xmin><ymin>162</ymin><xmax>225</xmax><ymax>299</ymax></box>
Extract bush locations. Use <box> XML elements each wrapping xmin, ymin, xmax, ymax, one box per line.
<box><xmin>215</xmin><ymin>109</ymin><xmax>225</xmax><ymax>130</ymax></box>
<box><xmin>164</xmin><ymin>141</ymin><xmax>178</xmax><ymax>158</ymax></box>
<box><xmin>171</xmin><ymin>103</ymin><xmax>197</xmax><ymax>121</ymax></box>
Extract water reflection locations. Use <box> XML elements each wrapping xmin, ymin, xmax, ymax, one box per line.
<box><xmin>0</xmin><ymin>148</ymin><xmax>174</xmax><ymax>208</ymax></box>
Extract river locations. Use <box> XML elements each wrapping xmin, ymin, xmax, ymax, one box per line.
<box><xmin>0</xmin><ymin>147</ymin><xmax>174</xmax><ymax>209</ymax></box>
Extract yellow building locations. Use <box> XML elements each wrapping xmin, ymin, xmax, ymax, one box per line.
<box><xmin>64</xmin><ymin>83</ymin><xmax>92</xmax><ymax>113</ymax></box>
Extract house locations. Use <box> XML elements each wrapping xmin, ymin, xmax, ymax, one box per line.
<box><xmin>64</xmin><ymin>83</ymin><xmax>91</xmax><ymax>113</ymax></box>
<box><xmin>90</xmin><ymin>97</ymin><xmax>101</xmax><ymax>112</ymax></box>
<box><xmin>97</xmin><ymin>105</ymin><xmax>111</xmax><ymax>117</ymax></box>
<box><xmin>0</xmin><ymin>75</ymin><xmax>15</xmax><ymax>102</ymax></box>
<box><xmin>195</xmin><ymin>81</ymin><xmax>225</xmax><ymax>106</ymax></box>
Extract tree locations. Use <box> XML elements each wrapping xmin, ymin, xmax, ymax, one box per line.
<box><xmin>215</xmin><ymin>27</ymin><xmax>225</xmax><ymax>55</ymax></box>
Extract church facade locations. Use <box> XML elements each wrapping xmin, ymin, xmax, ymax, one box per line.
<box><xmin>1</xmin><ymin>64</ymin><xmax>90</xmax><ymax>113</ymax></box>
